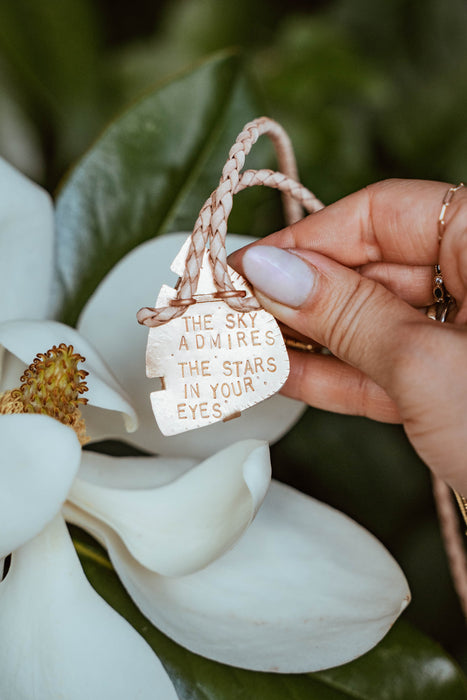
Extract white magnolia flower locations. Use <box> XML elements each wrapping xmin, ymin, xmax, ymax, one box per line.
<box><xmin>0</xmin><ymin>157</ymin><xmax>411</xmax><ymax>700</ymax></box>
<box><xmin>0</xmin><ymin>160</ymin><xmax>178</xmax><ymax>699</ymax></box>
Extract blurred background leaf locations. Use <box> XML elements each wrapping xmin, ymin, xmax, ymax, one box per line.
<box><xmin>1</xmin><ymin>0</ymin><xmax>467</xmax><ymax>679</ymax></box>
<box><xmin>0</xmin><ymin>0</ymin><xmax>115</xmax><ymax>183</ymax></box>
<box><xmin>2</xmin><ymin>0</ymin><xmax>467</xmax><ymax>195</ymax></box>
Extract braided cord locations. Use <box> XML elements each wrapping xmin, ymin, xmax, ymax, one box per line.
<box><xmin>137</xmin><ymin>117</ymin><xmax>323</xmax><ymax>327</ymax></box>
<box><xmin>432</xmin><ymin>475</ymin><xmax>467</xmax><ymax>620</ymax></box>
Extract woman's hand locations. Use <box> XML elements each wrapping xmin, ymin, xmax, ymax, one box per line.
<box><xmin>230</xmin><ymin>179</ymin><xmax>467</xmax><ymax>493</ymax></box>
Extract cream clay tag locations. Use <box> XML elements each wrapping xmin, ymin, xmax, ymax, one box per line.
<box><xmin>136</xmin><ymin>117</ymin><xmax>323</xmax><ymax>436</ymax></box>
<box><xmin>142</xmin><ymin>239</ymin><xmax>289</xmax><ymax>435</ymax></box>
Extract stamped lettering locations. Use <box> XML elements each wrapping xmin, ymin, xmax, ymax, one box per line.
<box><xmin>144</xmin><ymin>243</ymin><xmax>289</xmax><ymax>436</ymax></box>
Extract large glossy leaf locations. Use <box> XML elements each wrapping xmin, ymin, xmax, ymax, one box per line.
<box><xmin>55</xmin><ymin>51</ymin><xmax>264</xmax><ymax>325</ymax></box>
<box><xmin>75</xmin><ymin>529</ymin><xmax>467</xmax><ymax>700</ymax></box>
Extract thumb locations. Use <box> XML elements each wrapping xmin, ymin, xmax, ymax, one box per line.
<box><xmin>240</xmin><ymin>245</ymin><xmax>428</xmax><ymax>393</ymax></box>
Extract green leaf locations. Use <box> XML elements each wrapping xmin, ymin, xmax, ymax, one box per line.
<box><xmin>0</xmin><ymin>0</ymin><xmax>100</xmax><ymax>111</ymax></box>
<box><xmin>316</xmin><ymin>624</ymin><xmax>467</xmax><ymax>700</ymax></box>
<box><xmin>55</xmin><ymin>51</ymin><xmax>265</xmax><ymax>326</ymax></box>
<box><xmin>75</xmin><ymin>529</ymin><xmax>467</xmax><ymax>700</ymax></box>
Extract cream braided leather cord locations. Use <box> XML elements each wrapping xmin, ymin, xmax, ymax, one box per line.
<box><xmin>136</xmin><ymin>117</ymin><xmax>323</xmax><ymax>327</ymax></box>
<box><xmin>432</xmin><ymin>476</ymin><xmax>467</xmax><ymax>620</ymax></box>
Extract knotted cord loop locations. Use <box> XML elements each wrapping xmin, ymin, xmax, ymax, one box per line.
<box><xmin>137</xmin><ymin>117</ymin><xmax>324</xmax><ymax>327</ymax></box>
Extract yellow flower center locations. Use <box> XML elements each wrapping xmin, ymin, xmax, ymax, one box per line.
<box><xmin>0</xmin><ymin>343</ymin><xmax>90</xmax><ymax>445</ymax></box>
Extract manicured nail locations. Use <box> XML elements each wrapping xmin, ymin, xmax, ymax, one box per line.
<box><xmin>242</xmin><ymin>246</ymin><xmax>315</xmax><ymax>307</ymax></box>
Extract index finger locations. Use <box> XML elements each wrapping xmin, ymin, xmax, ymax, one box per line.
<box><xmin>259</xmin><ymin>179</ymin><xmax>450</xmax><ymax>267</ymax></box>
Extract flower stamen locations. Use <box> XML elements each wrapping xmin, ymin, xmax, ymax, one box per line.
<box><xmin>0</xmin><ymin>343</ymin><xmax>90</xmax><ymax>445</ymax></box>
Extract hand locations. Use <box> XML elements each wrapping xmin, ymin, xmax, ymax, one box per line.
<box><xmin>230</xmin><ymin>179</ymin><xmax>467</xmax><ymax>493</ymax></box>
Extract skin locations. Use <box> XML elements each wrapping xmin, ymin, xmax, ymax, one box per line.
<box><xmin>229</xmin><ymin>179</ymin><xmax>467</xmax><ymax>493</ymax></box>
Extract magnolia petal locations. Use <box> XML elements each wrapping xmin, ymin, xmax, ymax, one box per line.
<box><xmin>0</xmin><ymin>158</ymin><xmax>53</xmax><ymax>322</ymax></box>
<box><xmin>0</xmin><ymin>515</ymin><xmax>177</xmax><ymax>700</ymax></box>
<box><xmin>69</xmin><ymin>440</ymin><xmax>271</xmax><ymax>576</ymax></box>
<box><xmin>77</xmin><ymin>232</ymin><xmax>305</xmax><ymax>458</ymax></box>
<box><xmin>69</xmin><ymin>480</ymin><xmax>410</xmax><ymax>673</ymax></box>
<box><xmin>0</xmin><ymin>414</ymin><xmax>81</xmax><ymax>558</ymax></box>
<box><xmin>0</xmin><ymin>319</ymin><xmax>137</xmax><ymax>434</ymax></box>
<box><xmin>78</xmin><ymin>449</ymin><xmax>197</xmax><ymax>489</ymax></box>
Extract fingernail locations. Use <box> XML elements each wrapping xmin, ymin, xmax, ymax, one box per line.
<box><xmin>242</xmin><ymin>246</ymin><xmax>315</xmax><ymax>307</ymax></box>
